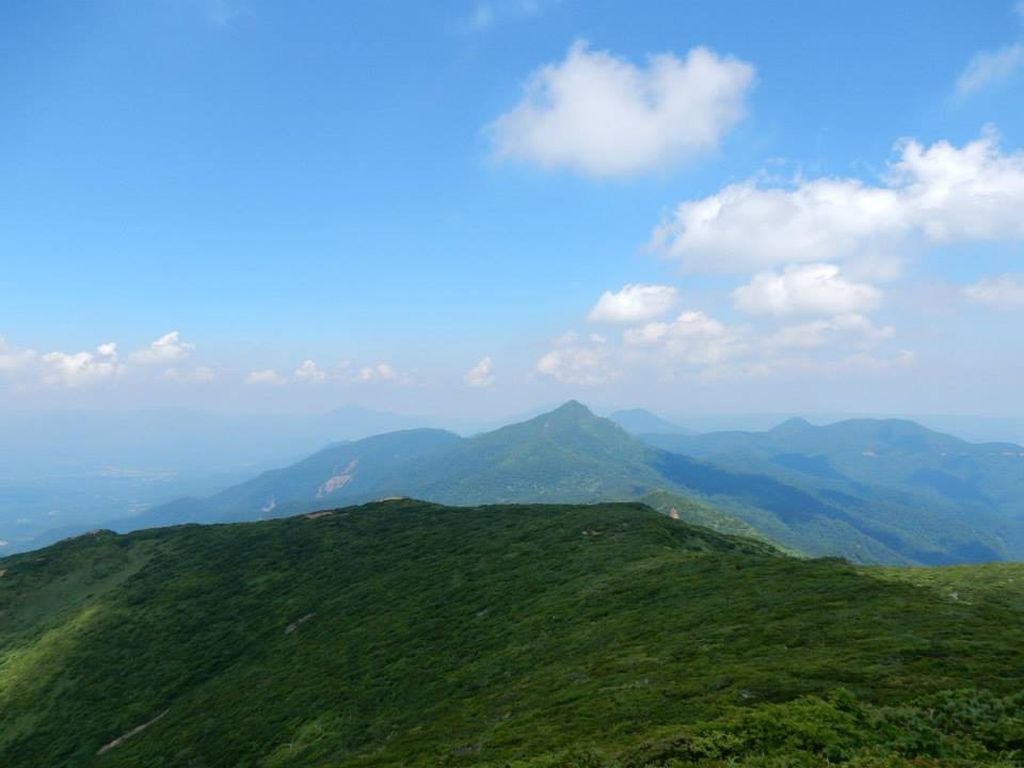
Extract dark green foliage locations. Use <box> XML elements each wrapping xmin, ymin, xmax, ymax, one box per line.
<box><xmin>1</xmin><ymin>501</ymin><xmax>1022</xmax><ymax>766</ymax></box>
<box><xmin>638</xmin><ymin>489</ymin><xmax>783</xmax><ymax>547</ymax></box>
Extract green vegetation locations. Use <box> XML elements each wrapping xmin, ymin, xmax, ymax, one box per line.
<box><xmin>116</xmin><ymin>401</ymin><xmax>1022</xmax><ymax>566</ymax></box>
<box><xmin>2</xmin><ymin>500</ymin><xmax>1022</xmax><ymax>766</ymax></box>
<box><xmin>638</xmin><ymin>488</ymin><xmax>784</xmax><ymax>548</ymax></box>
<box><xmin>120</xmin><ymin>402</ymin><xmax>764</xmax><ymax>550</ymax></box>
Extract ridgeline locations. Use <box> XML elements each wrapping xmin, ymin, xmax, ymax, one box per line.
<box><xmin>1</xmin><ymin>499</ymin><xmax>1022</xmax><ymax>766</ymax></box>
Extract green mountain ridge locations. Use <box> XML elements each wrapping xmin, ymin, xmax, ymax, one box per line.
<box><xmin>60</xmin><ymin>401</ymin><xmax>1014</xmax><ymax>566</ymax></box>
<box><xmin>1</xmin><ymin>500</ymin><xmax>1022</xmax><ymax>767</ymax></box>
<box><xmin>641</xmin><ymin>417</ymin><xmax>1024</xmax><ymax>560</ymax></box>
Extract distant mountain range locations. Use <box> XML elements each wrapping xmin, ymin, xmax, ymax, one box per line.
<box><xmin>641</xmin><ymin>417</ymin><xmax>1024</xmax><ymax>562</ymax></box>
<box><xmin>0</xmin><ymin>405</ymin><xmax>435</xmax><ymax>550</ymax></box>
<box><xmin>607</xmin><ymin>407</ymin><xmax>691</xmax><ymax>435</ymax></box>
<box><xmin>77</xmin><ymin>401</ymin><xmax>1022</xmax><ymax>566</ymax></box>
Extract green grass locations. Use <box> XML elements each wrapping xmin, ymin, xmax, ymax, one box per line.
<box><xmin>1</xmin><ymin>500</ymin><xmax>1022</xmax><ymax>766</ymax></box>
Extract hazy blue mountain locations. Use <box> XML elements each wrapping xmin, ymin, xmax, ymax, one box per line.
<box><xmin>104</xmin><ymin>402</ymin><xmax>756</xmax><ymax>548</ymax></box>
<box><xmin>0</xmin><ymin>405</ymin><xmax>429</xmax><ymax>551</ymax></box>
<box><xmin>0</xmin><ymin>406</ymin><xmax>425</xmax><ymax>481</ymax></box>
<box><xmin>608</xmin><ymin>407</ymin><xmax>690</xmax><ymax>435</ymax></box>
<box><xmin>120</xmin><ymin>402</ymin><xmax>670</xmax><ymax>528</ymax></box>
<box><xmin>128</xmin><ymin>428</ymin><xmax>463</xmax><ymax>528</ymax></box>
<box><xmin>642</xmin><ymin>418</ymin><xmax>1024</xmax><ymax>559</ymax></box>
<box><xmin>79</xmin><ymin>402</ymin><xmax>1013</xmax><ymax>566</ymax></box>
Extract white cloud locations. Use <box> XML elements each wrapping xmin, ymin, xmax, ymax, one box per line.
<box><xmin>293</xmin><ymin>359</ymin><xmax>327</xmax><ymax>383</ymax></box>
<box><xmin>247</xmin><ymin>360</ymin><xmax>403</xmax><ymax>386</ymax></box>
<box><xmin>963</xmin><ymin>273</ymin><xmax>1024</xmax><ymax>309</ymax></box>
<box><xmin>587</xmin><ymin>283</ymin><xmax>678</xmax><ymax>324</ymax></box>
<box><xmin>652</xmin><ymin>131</ymin><xmax>1024</xmax><ymax>273</ymax></box>
<box><xmin>621</xmin><ymin>321</ymin><xmax>670</xmax><ymax>347</ymax></box>
<box><xmin>357</xmin><ymin>363</ymin><xmax>397</xmax><ymax>383</ymax></box>
<box><xmin>41</xmin><ymin>343</ymin><xmax>123</xmax><ymax>387</ymax></box>
<box><xmin>955</xmin><ymin>44</ymin><xmax>1024</xmax><ymax>97</ymax></box>
<box><xmin>132</xmin><ymin>331</ymin><xmax>196</xmax><ymax>364</ymax></box>
<box><xmin>764</xmin><ymin>314</ymin><xmax>894</xmax><ymax>351</ymax></box>
<box><xmin>536</xmin><ymin>332</ymin><xmax>615</xmax><ymax>385</ymax></box>
<box><xmin>732</xmin><ymin>264</ymin><xmax>882</xmax><ymax>317</ymax></box>
<box><xmin>465</xmin><ymin>356</ymin><xmax>496</xmax><ymax>387</ymax></box>
<box><xmin>623</xmin><ymin>310</ymin><xmax>743</xmax><ymax>369</ymax></box>
<box><xmin>246</xmin><ymin>369</ymin><xmax>286</xmax><ymax>386</ymax></box>
<box><xmin>952</xmin><ymin>3</ymin><xmax>1024</xmax><ymax>97</ymax></box>
<box><xmin>490</xmin><ymin>42</ymin><xmax>755</xmax><ymax>177</ymax></box>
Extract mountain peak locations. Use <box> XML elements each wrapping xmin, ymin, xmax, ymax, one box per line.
<box><xmin>772</xmin><ymin>417</ymin><xmax>813</xmax><ymax>434</ymax></box>
<box><xmin>537</xmin><ymin>400</ymin><xmax>616</xmax><ymax>430</ymax></box>
<box><xmin>551</xmin><ymin>399</ymin><xmax>593</xmax><ymax>417</ymax></box>
<box><xmin>509</xmin><ymin>400</ymin><xmax>633</xmax><ymax>442</ymax></box>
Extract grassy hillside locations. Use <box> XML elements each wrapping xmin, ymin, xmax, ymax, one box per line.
<box><xmin>1</xmin><ymin>500</ymin><xmax>1022</xmax><ymax>767</ymax></box>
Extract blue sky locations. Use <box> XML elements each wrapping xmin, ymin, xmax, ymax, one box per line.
<box><xmin>2</xmin><ymin>0</ymin><xmax>1024</xmax><ymax>418</ymax></box>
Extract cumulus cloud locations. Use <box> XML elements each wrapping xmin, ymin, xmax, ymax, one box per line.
<box><xmin>132</xmin><ymin>331</ymin><xmax>196</xmax><ymax>364</ymax></box>
<box><xmin>293</xmin><ymin>359</ymin><xmax>327</xmax><ymax>383</ymax></box>
<box><xmin>536</xmin><ymin>332</ymin><xmax>614</xmax><ymax>385</ymax></box>
<box><xmin>732</xmin><ymin>264</ymin><xmax>882</xmax><ymax>317</ymax></box>
<box><xmin>764</xmin><ymin>314</ymin><xmax>894</xmax><ymax>351</ymax></box>
<box><xmin>541</xmin><ymin>298</ymin><xmax>907</xmax><ymax>384</ymax></box>
<box><xmin>41</xmin><ymin>342</ymin><xmax>123</xmax><ymax>387</ymax></box>
<box><xmin>587</xmin><ymin>283</ymin><xmax>678</xmax><ymax>324</ymax></box>
<box><xmin>490</xmin><ymin>42</ymin><xmax>755</xmax><ymax>177</ymax></box>
<box><xmin>651</xmin><ymin>131</ymin><xmax>1024</xmax><ymax>273</ymax></box>
<box><xmin>963</xmin><ymin>273</ymin><xmax>1024</xmax><ymax>309</ymax></box>
<box><xmin>465</xmin><ymin>356</ymin><xmax>496</xmax><ymax>387</ymax></box>
<box><xmin>246</xmin><ymin>369</ymin><xmax>286</xmax><ymax>386</ymax></box>
<box><xmin>357</xmin><ymin>363</ymin><xmax>397</xmax><ymax>383</ymax></box>
<box><xmin>623</xmin><ymin>310</ymin><xmax>743</xmax><ymax>368</ymax></box>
